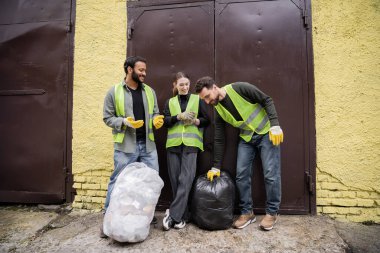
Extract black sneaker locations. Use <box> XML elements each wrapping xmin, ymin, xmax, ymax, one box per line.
<box><xmin>162</xmin><ymin>209</ymin><xmax>174</xmax><ymax>231</ymax></box>
<box><xmin>151</xmin><ymin>216</ymin><xmax>158</xmax><ymax>225</ymax></box>
<box><xmin>99</xmin><ymin>213</ymin><xmax>108</xmax><ymax>238</ymax></box>
<box><xmin>99</xmin><ymin>223</ymin><xmax>108</xmax><ymax>238</ymax></box>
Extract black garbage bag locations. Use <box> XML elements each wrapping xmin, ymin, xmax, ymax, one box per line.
<box><xmin>191</xmin><ymin>171</ymin><xmax>235</xmax><ymax>230</ymax></box>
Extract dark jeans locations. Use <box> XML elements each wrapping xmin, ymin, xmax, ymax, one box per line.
<box><xmin>236</xmin><ymin>133</ymin><xmax>281</xmax><ymax>215</ymax></box>
<box><xmin>104</xmin><ymin>140</ymin><xmax>159</xmax><ymax>210</ymax></box>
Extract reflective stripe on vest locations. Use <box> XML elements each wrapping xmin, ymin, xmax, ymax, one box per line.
<box><xmin>166</xmin><ymin>94</ymin><xmax>204</xmax><ymax>151</ymax></box>
<box><xmin>113</xmin><ymin>82</ymin><xmax>155</xmax><ymax>143</ymax></box>
<box><xmin>215</xmin><ymin>84</ymin><xmax>270</xmax><ymax>142</ymax></box>
<box><xmin>144</xmin><ymin>84</ymin><xmax>155</xmax><ymax>141</ymax></box>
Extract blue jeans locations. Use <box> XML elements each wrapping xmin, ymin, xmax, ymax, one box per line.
<box><xmin>104</xmin><ymin>140</ymin><xmax>159</xmax><ymax>210</ymax></box>
<box><xmin>236</xmin><ymin>133</ymin><xmax>281</xmax><ymax>215</ymax></box>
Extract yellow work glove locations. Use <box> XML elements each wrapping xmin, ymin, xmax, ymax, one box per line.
<box><xmin>269</xmin><ymin>126</ymin><xmax>284</xmax><ymax>146</ymax></box>
<box><xmin>123</xmin><ymin>117</ymin><xmax>144</xmax><ymax>129</ymax></box>
<box><xmin>153</xmin><ymin>115</ymin><xmax>164</xmax><ymax>129</ymax></box>
<box><xmin>207</xmin><ymin>167</ymin><xmax>221</xmax><ymax>182</ymax></box>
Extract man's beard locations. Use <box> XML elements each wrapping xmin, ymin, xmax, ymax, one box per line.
<box><xmin>132</xmin><ymin>71</ymin><xmax>143</xmax><ymax>85</ymax></box>
<box><xmin>210</xmin><ymin>97</ymin><xmax>219</xmax><ymax>105</ymax></box>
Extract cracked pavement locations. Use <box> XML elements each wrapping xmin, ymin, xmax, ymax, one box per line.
<box><xmin>0</xmin><ymin>205</ymin><xmax>379</xmax><ymax>253</ymax></box>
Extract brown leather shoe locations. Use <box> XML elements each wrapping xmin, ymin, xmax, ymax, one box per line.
<box><xmin>259</xmin><ymin>214</ymin><xmax>278</xmax><ymax>231</ymax></box>
<box><xmin>232</xmin><ymin>212</ymin><xmax>256</xmax><ymax>229</ymax></box>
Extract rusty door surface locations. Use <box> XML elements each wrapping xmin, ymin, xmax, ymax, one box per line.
<box><xmin>215</xmin><ymin>0</ymin><xmax>314</xmax><ymax>214</ymax></box>
<box><xmin>0</xmin><ymin>0</ymin><xmax>74</xmax><ymax>203</ymax></box>
<box><xmin>127</xmin><ymin>0</ymin><xmax>315</xmax><ymax>213</ymax></box>
<box><xmin>128</xmin><ymin>0</ymin><xmax>215</xmax><ymax>208</ymax></box>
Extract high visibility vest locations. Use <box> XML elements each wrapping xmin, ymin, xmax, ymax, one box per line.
<box><xmin>166</xmin><ymin>94</ymin><xmax>204</xmax><ymax>151</ymax></box>
<box><xmin>113</xmin><ymin>82</ymin><xmax>155</xmax><ymax>143</ymax></box>
<box><xmin>215</xmin><ymin>84</ymin><xmax>270</xmax><ymax>142</ymax></box>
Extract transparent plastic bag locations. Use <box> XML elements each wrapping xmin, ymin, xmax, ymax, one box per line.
<box><xmin>103</xmin><ymin>162</ymin><xmax>164</xmax><ymax>242</ymax></box>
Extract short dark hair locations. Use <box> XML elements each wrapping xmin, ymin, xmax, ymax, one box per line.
<box><xmin>195</xmin><ymin>76</ymin><xmax>215</xmax><ymax>93</ymax></box>
<box><xmin>124</xmin><ymin>56</ymin><xmax>147</xmax><ymax>74</ymax></box>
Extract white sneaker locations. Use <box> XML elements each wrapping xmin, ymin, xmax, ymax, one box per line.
<box><xmin>174</xmin><ymin>220</ymin><xmax>186</xmax><ymax>229</ymax></box>
<box><xmin>162</xmin><ymin>209</ymin><xmax>174</xmax><ymax>231</ymax></box>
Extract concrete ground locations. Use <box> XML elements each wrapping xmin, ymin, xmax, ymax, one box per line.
<box><xmin>0</xmin><ymin>205</ymin><xmax>379</xmax><ymax>253</ymax></box>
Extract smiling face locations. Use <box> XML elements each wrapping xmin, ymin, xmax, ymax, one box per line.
<box><xmin>198</xmin><ymin>84</ymin><xmax>220</xmax><ymax>105</ymax></box>
<box><xmin>130</xmin><ymin>61</ymin><xmax>146</xmax><ymax>84</ymax></box>
<box><xmin>175</xmin><ymin>77</ymin><xmax>190</xmax><ymax>95</ymax></box>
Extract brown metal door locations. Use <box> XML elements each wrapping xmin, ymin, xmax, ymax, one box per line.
<box><xmin>127</xmin><ymin>0</ymin><xmax>315</xmax><ymax>213</ymax></box>
<box><xmin>0</xmin><ymin>0</ymin><xmax>74</xmax><ymax>203</ymax></box>
<box><xmin>215</xmin><ymin>0</ymin><xmax>313</xmax><ymax>213</ymax></box>
<box><xmin>127</xmin><ymin>0</ymin><xmax>215</xmax><ymax>208</ymax></box>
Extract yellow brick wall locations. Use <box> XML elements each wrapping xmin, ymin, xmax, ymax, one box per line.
<box><xmin>71</xmin><ymin>0</ymin><xmax>380</xmax><ymax>223</ymax></box>
<box><xmin>312</xmin><ymin>0</ymin><xmax>380</xmax><ymax>222</ymax></box>
<box><xmin>72</xmin><ymin>0</ymin><xmax>127</xmax><ymax>210</ymax></box>
<box><xmin>316</xmin><ymin>169</ymin><xmax>380</xmax><ymax>222</ymax></box>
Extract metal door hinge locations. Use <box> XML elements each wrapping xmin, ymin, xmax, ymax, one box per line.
<box><xmin>302</xmin><ymin>8</ymin><xmax>309</xmax><ymax>29</ymax></box>
<box><xmin>63</xmin><ymin>166</ymin><xmax>70</xmax><ymax>182</ymax></box>
<box><xmin>66</xmin><ymin>21</ymin><xmax>73</xmax><ymax>33</ymax></box>
<box><xmin>63</xmin><ymin>167</ymin><xmax>76</xmax><ymax>194</ymax></box>
<box><xmin>305</xmin><ymin>171</ymin><xmax>314</xmax><ymax>194</ymax></box>
<box><xmin>128</xmin><ymin>19</ymin><xmax>135</xmax><ymax>40</ymax></box>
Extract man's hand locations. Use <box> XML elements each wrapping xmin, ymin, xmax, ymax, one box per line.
<box><xmin>207</xmin><ymin>167</ymin><xmax>221</xmax><ymax>182</ymax></box>
<box><xmin>153</xmin><ymin>115</ymin><xmax>164</xmax><ymax>129</ymax></box>
<box><xmin>123</xmin><ymin>117</ymin><xmax>144</xmax><ymax>129</ymax></box>
<box><xmin>269</xmin><ymin>126</ymin><xmax>284</xmax><ymax>146</ymax></box>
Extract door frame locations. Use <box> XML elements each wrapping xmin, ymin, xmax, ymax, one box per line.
<box><xmin>65</xmin><ymin>0</ymin><xmax>76</xmax><ymax>203</ymax></box>
<box><xmin>304</xmin><ymin>0</ymin><xmax>316</xmax><ymax>215</ymax></box>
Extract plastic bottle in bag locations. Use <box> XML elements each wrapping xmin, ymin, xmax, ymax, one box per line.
<box><xmin>103</xmin><ymin>162</ymin><xmax>164</xmax><ymax>242</ymax></box>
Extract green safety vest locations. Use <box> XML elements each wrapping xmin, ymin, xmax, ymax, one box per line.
<box><xmin>215</xmin><ymin>84</ymin><xmax>270</xmax><ymax>142</ymax></box>
<box><xmin>166</xmin><ymin>94</ymin><xmax>204</xmax><ymax>151</ymax></box>
<box><xmin>113</xmin><ymin>82</ymin><xmax>155</xmax><ymax>143</ymax></box>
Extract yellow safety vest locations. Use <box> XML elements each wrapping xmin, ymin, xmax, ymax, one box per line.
<box><xmin>215</xmin><ymin>84</ymin><xmax>270</xmax><ymax>142</ymax></box>
<box><xmin>113</xmin><ymin>82</ymin><xmax>155</xmax><ymax>143</ymax></box>
<box><xmin>166</xmin><ymin>94</ymin><xmax>204</xmax><ymax>151</ymax></box>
